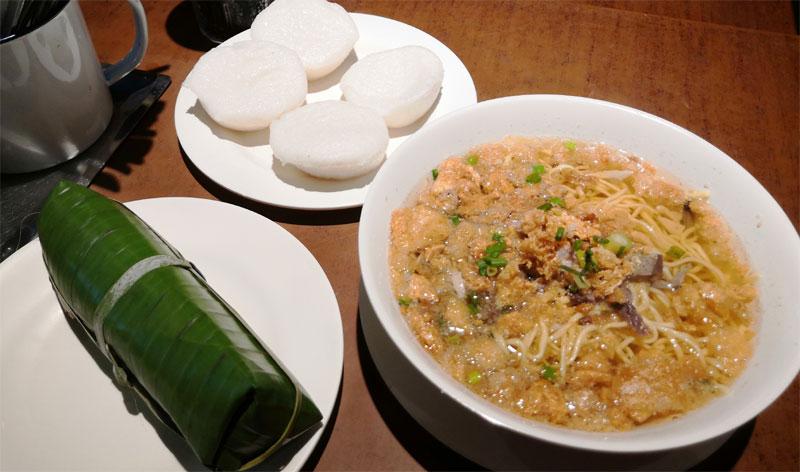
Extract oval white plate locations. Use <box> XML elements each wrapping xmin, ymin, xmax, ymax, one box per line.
<box><xmin>175</xmin><ymin>13</ymin><xmax>477</xmax><ymax>210</ymax></box>
<box><xmin>0</xmin><ymin>198</ymin><xmax>343</xmax><ymax>471</ymax></box>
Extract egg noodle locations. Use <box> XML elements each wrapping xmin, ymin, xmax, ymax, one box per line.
<box><xmin>389</xmin><ymin>136</ymin><xmax>757</xmax><ymax>431</ymax></box>
<box><xmin>500</xmin><ymin>168</ymin><xmax>740</xmax><ymax>384</ymax></box>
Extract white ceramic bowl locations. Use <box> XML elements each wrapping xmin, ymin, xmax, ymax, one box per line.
<box><xmin>359</xmin><ymin>95</ymin><xmax>800</xmax><ymax>468</ymax></box>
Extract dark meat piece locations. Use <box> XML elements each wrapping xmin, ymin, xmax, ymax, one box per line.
<box><xmin>612</xmin><ymin>284</ymin><xmax>650</xmax><ymax>336</ymax></box>
<box><xmin>569</xmin><ymin>290</ymin><xmax>596</xmax><ymax>305</ymax></box>
<box><xmin>618</xmin><ymin>302</ymin><xmax>650</xmax><ymax>336</ymax></box>
<box><xmin>682</xmin><ymin>200</ymin><xmax>696</xmax><ymax>228</ymax></box>
<box><xmin>628</xmin><ymin>253</ymin><xmax>663</xmax><ymax>280</ymax></box>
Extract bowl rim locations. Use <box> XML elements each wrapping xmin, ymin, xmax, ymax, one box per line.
<box><xmin>359</xmin><ymin>94</ymin><xmax>800</xmax><ymax>453</ymax></box>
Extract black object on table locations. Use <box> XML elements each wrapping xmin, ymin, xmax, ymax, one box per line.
<box><xmin>0</xmin><ymin>69</ymin><xmax>171</xmax><ymax>262</ymax></box>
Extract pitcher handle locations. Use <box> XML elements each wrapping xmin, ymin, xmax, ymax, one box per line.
<box><xmin>103</xmin><ymin>0</ymin><xmax>148</xmax><ymax>85</ymax></box>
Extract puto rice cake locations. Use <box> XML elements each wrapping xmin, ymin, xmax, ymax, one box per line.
<box><xmin>270</xmin><ymin>100</ymin><xmax>389</xmax><ymax>180</ymax></box>
<box><xmin>185</xmin><ymin>40</ymin><xmax>307</xmax><ymax>131</ymax></box>
<box><xmin>251</xmin><ymin>0</ymin><xmax>359</xmax><ymax>80</ymax></box>
<box><xmin>340</xmin><ymin>45</ymin><xmax>444</xmax><ymax>128</ymax></box>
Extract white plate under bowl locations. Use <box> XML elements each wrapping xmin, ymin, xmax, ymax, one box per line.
<box><xmin>359</xmin><ymin>94</ymin><xmax>800</xmax><ymax>468</ymax></box>
<box><xmin>0</xmin><ymin>197</ymin><xmax>343</xmax><ymax>471</ymax></box>
<box><xmin>175</xmin><ymin>13</ymin><xmax>477</xmax><ymax>210</ymax></box>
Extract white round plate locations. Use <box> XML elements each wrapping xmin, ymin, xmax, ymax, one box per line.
<box><xmin>175</xmin><ymin>13</ymin><xmax>477</xmax><ymax>210</ymax></box>
<box><xmin>0</xmin><ymin>198</ymin><xmax>343</xmax><ymax>471</ymax></box>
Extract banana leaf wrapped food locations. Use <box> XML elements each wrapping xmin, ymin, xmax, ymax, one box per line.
<box><xmin>37</xmin><ymin>181</ymin><xmax>322</xmax><ymax>471</ymax></box>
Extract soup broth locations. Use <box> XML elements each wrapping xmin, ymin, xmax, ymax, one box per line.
<box><xmin>388</xmin><ymin>136</ymin><xmax>757</xmax><ymax>431</ymax></box>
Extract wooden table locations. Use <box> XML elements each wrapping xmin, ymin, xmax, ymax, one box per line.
<box><xmin>80</xmin><ymin>1</ymin><xmax>798</xmax><ymax>470</ymax></box>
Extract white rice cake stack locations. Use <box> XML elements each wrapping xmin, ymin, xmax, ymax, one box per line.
<box><xmin>251</xmin><ymin>0</ymin><xmax>359</xmax><ymax>80</ymax></box>
<box><xmin>340</xmin><ymin>45</ymin><xmax>444</xmax><ymax>128</ymax></box>
<box><xmin>270</xmin><ymin>101</ymin><xmax>389</xmax><ymax>180</ymax></box>
<box><xmin>184</xmin><ymin>40</ymin><xmax>307</xmax><ymax>131</ymax></box>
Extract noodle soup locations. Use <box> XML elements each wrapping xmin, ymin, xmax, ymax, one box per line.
<box><xmin>388</xmin><ymin>136</ymin><xmax>758</xmax><ymax>432</ymax></box>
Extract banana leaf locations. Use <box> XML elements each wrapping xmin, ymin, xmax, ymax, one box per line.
<box><xmin>37</xmin><ymin>181</ymin><xmax>322</xmax><ymax>471</ymax></box>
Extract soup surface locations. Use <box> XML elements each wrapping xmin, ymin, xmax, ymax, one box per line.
<box><xmin>388</xmin><ymin>136</ymin><xmax>757</xmax><ymax>431</ymax></box>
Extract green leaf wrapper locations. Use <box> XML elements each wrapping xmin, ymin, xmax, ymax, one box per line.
<box><xmin>38</xmin><ymin>181</ymin><xmax>322</xmax><ymax>470</ymax></box>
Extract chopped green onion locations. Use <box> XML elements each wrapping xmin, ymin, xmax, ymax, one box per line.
<box><xmin>525</xmin><ymin>172</ymin><xmax>542</xmax><ymax>184</ymax></box>
<box><xmin>549</xmin><ymin>196</ymin><xmax>565</xmax><ymax>208</ymax></box>
<box><xmin>583</xmin><ymin>248</ymin><xmax>600</xmax><ymax>273</ymax></box>
<box><xmin>666</xmin><ymin>245</ymin><xmax>686</xmax><ymax>259</ymax></box>
<box><xmin>602</xmin><ymin>232</ymin><xmax>633</xmax><ymax>256</ymax></box>
<box><xmin>466</xmin><ymin>155</ymin><xmax>478</xmax><ymax>165</ymax></box>
<box><xmin>432</xmin><ymin>168</ymin><xmax>439</xmax><ymax>180</ymax></box>
<box><xmin>477</xmin><ymin>234</ymin><xmax>507</xmax><ymax>276</ymax></box>
<box><xmin>445</xmin><ymin>335</ymin><xmax>462</xmax><ymax>344</ymax></box>
<box><xmin>575</xmin><ymin>249</ymin><xmax>586</xmax><ymax>269</ymax></box>
<box><xmin>525</xmin><ymin>164</ymin><xmax>547</xmax><ymax>184</ymax></box>
<box><xmin>484</xmin><ymin>257</ymin><xmax>508</xmax><ymax>267</ymax></box>
<box><xmin>398</xmin><ymin>298</ymin><xmax>411</xmax><ymax>306</ymax></box>
<box><xmin>538</xmin><ymin>202</ymin><xmax>553</xmax><ymax>211</ymax></box>
<box><xmin>437</xmin><ymin>316</ymin><xmax>446</xmax><ymax>328</ymax></box>
<box><xmin>564</xmin><ymin>141</ymin><xmax>577</xmax><ymax>152</ymax></box>
<box><xmin>592</xmin><ymin>235</ymin><xmax>601</xmax><ymax>243</ymax></box>
<box><xmin>450</xmin><ymin>215</ymin><xmax>461</xmax><ymax>225</ymax></box>
<box><xmin>467</xmin><ymin>370</ymin><xmax>482</xmax><ymax>384</ymax></box>
<box><xmin>568</xmin><ymin>284</ymin><xmax>579</xmax><ymax>293</ymax></box>
<box><xmin>555</xmin><ymin>227</ymin><xmax>565</xmax><ymax>241</ymax></box>
<box><xmin>467</xmin><ymin>302</ymin><xmax>479</xmax><ymax>315</ymax></box>
<box><xmin>476</xmin><ymin>259</ymin><xmax>488</xmax><ymax>276</ymax></box>
<box><xmin>485</xmin><ymin>241</ymin><xmax>506</xmax><ymax>258</ymax></box>
<box><xmin>558</xmin><ymin>265</ymin><xmax>589</xmax><ymax>289</ymax></box>
<box><xmin>573</xmin><ymin>240</ymin><xmax>584</xmax><ymax>251</ymax></box>
<box><xmin>542</xmin><ymin>364</ymin><xmax>558</xmax><ymax>381</ymax></box>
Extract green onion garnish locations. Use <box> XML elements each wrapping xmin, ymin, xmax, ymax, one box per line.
<box><xmin>558</xmin><ymin>265</ymin><xmax>589</xmax><ymax>289</ymax></box>
<box><xmin>445</xmin><ymin>335</ymin><xmax>462</xmax><ymax>344</ymax></box>
<box><xmin>432</xmin><ymin>169</ymin><xmax>439</xmax><ymax>180</ymax></box>
<box><xmin>467</xmin><ymin>370</ymin><xmax>482</xmax><ymax>384</ymax></box>
<box><xmin>525</xmin><ymin>172</ymin><xmax>542</xmax><ymax>184</ymax></box>
<box><xmin>450</xmin><ymin>215</ymin><xmax>461</xmax><ymax>225</ymax></box>
<box><xmin>583</xmin><ymin>248</ymin><xmax>600</xmax><ymax>273</ymax></box>
<box><xmin>575</xmin><ymin>249</ymin><xmax>586</xmax><ymax>269</ymax></box>
<box><xmin>525</xmin><ymin>164</ymin><xmax>547</xmax><ymax>184</ymax></box>
<box><xmin>538</xmin><ymin>202</ymin><xmax>553</xmax><ymax>211</ymax></box>
<box><xmin>477</xmin><ymin>234</ymin><xmax>508</xmax><ymax>276</ymax></box>
<box><xmin>555</xmin><ymin>227</ymin><xmax>565</xmax><ymax>241</ymax></box>
<box><xmin>573</xmin><ymin>240</ymin><xmax>584</xmax><ymax>251</ymax></box>
<box><xmin>466</xmin><ymin>155</ymin><xmax>478</xmax><ymax>165</ymax></box>
<box><xmin>437</xmin><ymin>316</ymin><xmax>446</xmax><ymax>328</ymax></box>
<box><xmin>398</xmin><ymin>298</ymin><xmax>411</xmax><ymax>306</ymax></box>
<box><xmin>485</xmin><ymin>241</ymin><xmax>506</xmax><ymax>258</ymax></box>
<box><xmin>484</xmin><ymin>257</ymin><xmax>508</xmax><ymax>267</ymax></box>
<box><xmin>601</xmin><ymin>232</ymin><xmax>633</xmax><ymax>256</ymax></box>
<box><xmin>476</xmin><ymin>259</ymin><xmax>488</xmax><ymax>276</ymax></box>
<box><xmin>666</xmin><ymin>245</ymin><xmax>686</xmax><ymax>259</ymax></box>
<box><xmin>592</xmin><ymin>235</ymin><xmax>601</xmax><ymax>243</ymax></box>
<box><xmin>564</xmin><ymin>141</ymin><xmax>577</xmax><ymax>152</ymax></box>
<box><xmin>549</xmin><ymin>196</ymin><xmax>565</xmax><ymax>207</ymax></box>
<box><xmin>542</xmin><ymin>364</ymin><xmax>558</xmax><ymax>381</ymax></box>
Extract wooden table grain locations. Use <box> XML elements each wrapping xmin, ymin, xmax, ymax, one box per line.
<box><xmin>79</xmin><ymin>1</ymin><xmax>798</xmax><ymax>470</ymax></box>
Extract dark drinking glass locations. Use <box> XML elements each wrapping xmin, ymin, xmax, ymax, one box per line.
<box><xmin>191</xmin><ymin>0</ymin><xmax>270</xmax><ymax>44</ymax></box>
